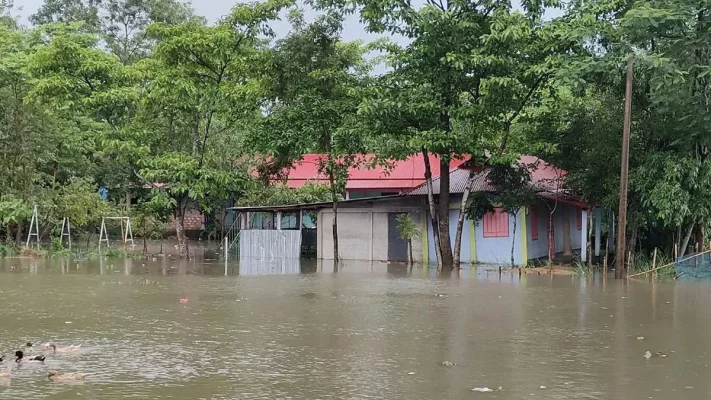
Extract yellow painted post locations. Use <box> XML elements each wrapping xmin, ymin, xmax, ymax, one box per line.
<box><xmin>519</xmin><ymin>207</ymin><xmax>528</xmax><ymax>267</ymax></box>
<box><xmin>469</xmin><ymin>220</ymin><xmax>477</xmax><ymax>264</ymax></box>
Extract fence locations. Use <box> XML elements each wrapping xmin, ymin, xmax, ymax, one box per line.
<box><xmin>239</xmin><ymin>230</ymin><xmax>302</xmax><ymax>261</ymax></box>
<box><xmin>675</xmin><ymin>251</ymin><xmax>711</xmax><ymax>281</ymax></box>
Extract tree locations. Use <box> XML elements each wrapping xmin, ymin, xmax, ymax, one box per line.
<box><xmin>31</xmin><ymin>0</ymin><xmax>102</xmax><ymax>30</ymax></box>
<box><xmin>27</xmin><ymin>1</ymin><xmax>289</xmax><ymax>258</ymax></box>
<box><xmin>123</xmin><ymin>0</ymin><xmax>289</xmax><ymax>257</ymax></box>
<box><xmin>238</xmin><ymin>182</ymin><xmax>334</xmax><ymax>207</ymax></box>
<box><xmin>31</xmin><ymin>0</ymin><xmax>198</xmax><ymax>65</ymax></box>
<box><xmin>329</xmin><ymin>0</ymin><xmax>573</xmax><ymax>269</ymax></box>
<box><xmin>1</xmin><ymin>20</ymin><xmax>104</xmax><ymax>246</ymax></box>
<box><xmin>395</xmin><ymin>213</ymin><xmax>420</xmax><ymax>265</ymax></box>
<box><xmin>248</xmin><ymin>12</ymin><xmax>368</xmax><ymax>263</ymax></box>
<box><xmin>488</xmin><ymin>162</ymin><xmax>537</xmax><ymax>266</ymax></box>
<box><xmin>522</xmin><ymin>0</ymin><xmax>711</xmax><ymax>273</ymax></box>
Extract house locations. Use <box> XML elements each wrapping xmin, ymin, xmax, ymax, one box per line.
<box><xmin>230</xmin><ymin>155</ymin><xmax>604</xmax><ymax>267</ymax></box>
<box><xmin>403</xmin><ymin>156</ymin><xmax>596</xmax><ymax>265</ymax></box>
<box><xmin>161</xmin><ymin>154</ymin><xmax>465</xmax><ymax>237</ymax></box>
<box><xmin>281</xmin><ymin>154</ymin><xmax>466</xmax><ymax>199</ymax></box>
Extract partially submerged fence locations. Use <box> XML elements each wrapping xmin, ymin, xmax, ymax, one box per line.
<box><xmin>239</xmin><ymin>230</ymin><xmax>302</xmax><ymax>260</ymax></box>
<box><xmin>674</xmin><ymin>251</ymin><xmax>711</xmax><ymax>281</ymax></box>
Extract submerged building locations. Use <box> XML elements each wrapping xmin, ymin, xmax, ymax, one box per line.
<box><xmin>229</xmin><ymin>156</ymin><xmax>604</xmax><ymax>266</ymax></box>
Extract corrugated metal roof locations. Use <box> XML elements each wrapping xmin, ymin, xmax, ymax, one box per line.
<box><xmin>228</xmin><ymin>195</ymin><xmax>403</xmax><ymax>212</ymax></box>
<box><xmin>406</xmin><ymin>168</ymin><xmax>497</xmax><ymax>195</ymax></box>
<box><xmin>406</xmin><ymin>156</ymin><xmax>567</xmax><ymax>196</ymax></box>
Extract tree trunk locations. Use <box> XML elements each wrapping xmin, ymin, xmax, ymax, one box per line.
<box><xmin>629</xmin><ymin>224</ymin><xmax>638</xmax><ymax>270</ymax></box>
<box><xmin>548</xmin><ymin>210</ymin><xmax>555</xmax><ymax>262</ymax></box>
<box><xmin>562</xmin><ymin>209</ymin><xmax>572</xmax><ymax>256</ymax></box>
<box><xmin>453</xmin><ymin>168</ymin><xmax>476</xmax><ymax>269</ymax></box>
<box><xmin>604</xmin><ymin>216</ymin><xmax>610</xmax><ymax>272</ymax></box>
<box><xmin>407</xmin><ymin>239</ymin><xmax>413</xmax><ymax>266</ymax></box>
<box><xmin>511</xmin><ymin>211</ymin><xmax>518</xmax><ymax>267</ymax></box>
<box><xmin>587</xmin><ymin>208</ymin><xmax>593</xmax><ymax>266</ymax></box>
<box><xmin>328</xmin><ymin>165</ymin><xmax>339</xmax><ymax>264</ymax></box>
<box><xmin>422</xmin><ymin>149</ymin><xmax>442</xmax><ymax>267</ymax></box>
<box><xmin>546</xmin><ymin>199</ymin><xmax>559</xmax><ymax>263</ymax></box>
<box><xmin>142</xmin><ymin>220</ymin><xmax>148</xmax><ymax>255</ymax></box>
<box><xmin>696</xmin><ymin>221</ymin><xmax>705</xmax><ymax>252</ymax></box>
<box><xmin>15</xmin><ymin>223</ymin><xmax>22</xmax><ymax>246</ymax></box>
<box><xmin>175</xmin><ymin>197</ymin><xmax>189</xmax><ymax>259</ymax></box>
<box><xmin>438</xmin><ymin>157</ymin><xmax>454</xmax><ymax>269</ymax></box>
<box><xmin>680</xmin><ymin>220</ymin><xmax>696</xmax><ymax>257</ymax></box>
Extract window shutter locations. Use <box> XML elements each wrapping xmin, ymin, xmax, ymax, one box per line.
<box><xmin>483</xmin><ymin>209</ymin><xmax>509</xmax><ymax>238</ymax></box>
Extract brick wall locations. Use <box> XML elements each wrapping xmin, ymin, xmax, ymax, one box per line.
<box><xmin>166</xmin><ymin>209</ymin><xmax>205</xmax><ymax>233</ymax></box>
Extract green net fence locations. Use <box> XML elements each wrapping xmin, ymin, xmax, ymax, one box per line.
<box><xmin>675</xmin><ymin>252</ymin><xmax>711</xmax><ymax>281</ymax></box>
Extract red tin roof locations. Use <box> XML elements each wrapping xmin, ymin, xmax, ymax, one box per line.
<box><xmin>282</xmin><ymin>154</ymin><xmax>466</xmax><ymax>190</ymax></box>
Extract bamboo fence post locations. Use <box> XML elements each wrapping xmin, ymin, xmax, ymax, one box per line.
<box><xmin>652</xmin><ymin>248</ymin><xmax>657</xmax><ymax>280</ymax></box>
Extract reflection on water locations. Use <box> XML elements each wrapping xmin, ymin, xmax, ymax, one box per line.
<box><xmin>1</xmin><ymin>255</ymin><xmax>711</xmax><ymax>399</ymax></box>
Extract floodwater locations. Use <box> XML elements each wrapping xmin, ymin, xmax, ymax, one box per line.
<box><xmin>1</xmin><ymin>253</ymin><xmax>710</xmax><ymax>399</ymax></box>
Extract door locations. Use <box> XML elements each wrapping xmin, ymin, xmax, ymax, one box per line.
<box><xmin>388</xmin><ymin>213</ymin><xmax>409</xmax><ymax>262</ymax></box>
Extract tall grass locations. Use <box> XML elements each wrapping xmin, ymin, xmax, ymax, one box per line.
<box><xmin>629</xmin><ymin>251</ymin><xmax>676</xmax><ymax>278</ymax></box>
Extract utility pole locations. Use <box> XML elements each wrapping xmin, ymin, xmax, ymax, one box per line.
<box><xmin>616</xmin><ymin>56</ymin><xmax>634</xmax><ymax>278</ymax></box>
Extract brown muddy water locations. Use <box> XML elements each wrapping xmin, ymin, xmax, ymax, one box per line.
<box><xmin>0</xmin><ymin>253</ymin><xmax>710</xmax><ymax>399</ymax></box>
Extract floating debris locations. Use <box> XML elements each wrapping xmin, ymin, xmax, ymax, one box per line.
<box><xmin>407</xmin><ymin>372</ymin><xmax>416</xmax><ymax>375</ymax></box>
<box><xmin>441</xmin><ymin>361</ymin><xmax>456</xmax><ymax>367</ymax></box>
<box><xmin>539</xmin><ymin>386</ymin><xmax>547</xmax><ymax>389</ymax></box>
<box><xmin>637</xmin><ymin>336</ymin><xmax>645</xmax><ymax>340</ymax></box>
<box><xmin>471</xmin><ymin>387</ymin><xmax>493</xmax><ymax>392</ymax></box>
<box><xmin>644</xmin><ymin>351</ymin><xmax>652</xmax><ymax>359</ymax></box>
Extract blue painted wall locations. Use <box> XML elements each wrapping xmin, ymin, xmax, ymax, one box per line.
<box><xmin>526</xmin><ymin>202</ymin><xmax>585</xmax><ymax>260</ymax></box>
<box><xmin>423</xmin><ymin>199</ymin><xmax>586</xmax><ymax>266</ymax></box>
<box><xmin>475</xmin><ymin>211</ymin><xmax>523</xmax><ymax>265</ymax></box>
<box><xmin>527</xmin><ymin>202</ymin><xmax>549</xmax><ymax>260</ymax></box>
<box><xmin>426</xmin><ymin>208</ymin><xmax>521</xmax><ymax>265</ymax></box>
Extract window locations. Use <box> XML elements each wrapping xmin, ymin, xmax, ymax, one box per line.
<box><xmin>576</xmin><ymin>209</ymin><xmax>582</xmax><ymax>230</ymax></box>
<box><xmin>483</xmin><ymin>209</ymin><xmax>509</xmax><ymax>238</ymax></box>
<box><xmin>530</xmin><ymin>206</ymin><xmax>539</xmax><ymax>241</ymax></box>
<box><xmin>280</xmin><ymin>213</ymin><xmax>299</xmax><ymax>230</ymax></box>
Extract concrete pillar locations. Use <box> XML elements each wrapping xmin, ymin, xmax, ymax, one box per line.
<box><xmin>594</xmin><ymin>207</ymin><xmax>602</xmax><ymax>257</ymax></box>
<box><xmin>581</xmin><ymin>209</ymin><xmax>588</xmax><ymax>261</ymax></box>
<box><xmin>276</xmin><ymin>212</ymin><xmax>282</xmax><ymax>230</ymax></box>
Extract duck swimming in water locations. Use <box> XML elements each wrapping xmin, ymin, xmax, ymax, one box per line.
<box><xmin>48</xmin><ymin>370</ymin><xmax>86</xmax><ymax>381</ymax></box>
<box><xmin>15</xmin><ymin>351</ymin><xmax>45</xmax><ymax>363</ymax></box>
<box><xmin>43</xmin><ymin>343</ymin><xmax>81</xmax><ymax>354</ymax></box>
